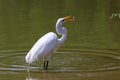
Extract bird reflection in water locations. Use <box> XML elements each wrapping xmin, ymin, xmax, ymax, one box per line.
<box><xmin>26</xmin><ymin>71</ymin><xmax>52</xmax><ymax>80</ymax></box>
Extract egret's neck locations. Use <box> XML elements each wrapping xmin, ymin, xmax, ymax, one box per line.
<box><xmin>56</xmin><ymin>21</ymin><xmax>63</xmax><ymax>35</ymax></box>
<box><xmin>56</xmin><ymin>21</ymin><xmax>67</xmax><ymax>46</ymax></box>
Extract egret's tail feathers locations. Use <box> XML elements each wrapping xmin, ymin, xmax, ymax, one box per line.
<box><xmin>25</xmin><ymin>52</ymin><xmax>38</xmax><ymax>64</ymax></box>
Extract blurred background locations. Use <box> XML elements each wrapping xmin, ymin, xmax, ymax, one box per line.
<box><xmin>0</xmin><ymin>0</ymin><xmax>119</xmax><ymax>50</ymax></box>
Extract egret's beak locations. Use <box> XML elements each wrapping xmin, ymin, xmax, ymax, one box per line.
<box><xmin>63</xmin><ymin>16</ymin><xmax>74</xmax><ymax>22</ymax></box>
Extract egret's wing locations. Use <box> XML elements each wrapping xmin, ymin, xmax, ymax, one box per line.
<box><xmin>26</xmin><ymin>32</ymin><xmax>57</xmax><ymax>64</ymax></box>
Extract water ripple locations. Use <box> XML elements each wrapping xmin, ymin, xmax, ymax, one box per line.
<box><xmin>0</xmin><ymin>48</ymin><xmax>120</xmax><ymax>74</ymax></box>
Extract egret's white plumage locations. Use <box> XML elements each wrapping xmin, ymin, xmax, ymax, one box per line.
<box><xmin>25</xmin><ymin>16</ymin><xmax>74</xmax><ymax>70</ymax></box>
<box><xmin>26</xmin><ymin>32</ymin><xmax>57</xmax><ymax>64</ymax></box>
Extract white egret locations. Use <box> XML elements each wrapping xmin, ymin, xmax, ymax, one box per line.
<box><xmin>25</xmin><ymin>16</ymin><xmax>74</xmax><ymax>70</ymax></box>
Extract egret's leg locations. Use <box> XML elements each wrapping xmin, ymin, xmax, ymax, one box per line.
<box><xmin>45</xmin><ymin>60</ymin><xmax>49</xmax><ymax>70</ymax></box>
<box><xmin>45</xmin><ymin>54</ymin><xmax>51</xmax><ymax>70</ymax></box>
<box><xmin>44</xmin><ymin>61</ymin><xmax>46</xmax><ymax>70</ymax></box>
<box><xmin>43</xmin><ymin>58</ymin><xmax>46</xmax><ymax>70</ymax></box>
<box><xmin>44</xmin><ymin>60</ymin><xmax>49</xmax><ymax>70</ymax></box>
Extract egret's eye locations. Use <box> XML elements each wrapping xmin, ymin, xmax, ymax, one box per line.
<box><xmin>62</xmin><ymin>19</ymin><xmax>65</xmax><ymax>22</ymax></box>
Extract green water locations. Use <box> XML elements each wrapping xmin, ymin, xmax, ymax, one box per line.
<box><xmin>0</xmin><ymin>0</ymin><xmax>120</xmax><ymax>80</ymax></box>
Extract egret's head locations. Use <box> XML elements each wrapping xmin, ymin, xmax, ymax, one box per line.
<box><xmin>56</xmin><ymin>16</ymin><xmax>74</xmax><ymax>34</ymax></box>
<box><xmin>63</xmin><ymin>16</ymin><xmax>74</xmax><ymax>22</ymax></box>
<box><xmin>56</xmin><ymin>16</ymin><xmax>74</xmax><ymax>25</ymax></box>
